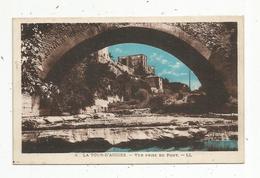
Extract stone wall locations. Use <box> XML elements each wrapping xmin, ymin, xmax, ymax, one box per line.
<box><xmin>118</xmin><ymin>54</ymin><xmax>155</xmax><ymax>75</ymax></box>
<box><xmin>145</xmin><ymin>76</ymin><xmax>164</xmax><ymax>93</ymax></box>
<box><xmin>97</xmin><ymin>47</ymin><xmax>111</xmax><ymax>63</ymax></box>
<box><xmin>21</xmin><ymin>22</ymin><xmax>237</xmax><ymax>113</ymax></box>
<box><xmin>22</xmin><ymin>94</ymin><xmax>40</xmax><ymax>117</ymax></box>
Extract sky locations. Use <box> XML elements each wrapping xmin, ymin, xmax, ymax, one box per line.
<box><xmin>108</xmin><ymin>43</ymin><xmax>201</xmax><ymax>90</ymax></box>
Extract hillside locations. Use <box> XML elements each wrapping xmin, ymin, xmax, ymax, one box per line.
<box><xmin>42</xmin><ymin>53</ymin><xmax>153</xmax><ymax>114</ymax></box>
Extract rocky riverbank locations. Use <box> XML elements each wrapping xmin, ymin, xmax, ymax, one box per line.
<box><xmin>22</xmin><ymin>113</ymin><xmax>238</xmax><ymax>152</ymax></box>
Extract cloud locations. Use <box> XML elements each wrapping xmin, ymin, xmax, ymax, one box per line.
<box><xmin>150</xmin><ymin>52</ymin><xmax>157</xmax><ymax>58</ymax></box>
<box><xmin>190</xmin><ymin>80</ymin><xmax>201</xmax><ymax>90</ymax></box>
<box><xmin>160</xmin><ymin>59</ymin><xmax>168</xmax><ymax>64</ymax></box>
<box><xmin>169</xmin><ymin>62</ymin><xmax>182</xmax><ymax>69</ymax></box>
<box><xmin>114</xmin><ymin>47</ymin><xmax>123</xmax><ymax>53</ymax></box>
<box><xmin>149</xmin><ymin>53</ymin><xmax>168</xmax><ymax>65</ymax></box>
<box><xmin>149</xmin><ymin>53</ymin><xmax>184</xmax><ymax>70</ymax></box>
<box><xmin>158</xmin><ymin>69</ymin><xmax>188</xmax><ymax>77</ymax></box>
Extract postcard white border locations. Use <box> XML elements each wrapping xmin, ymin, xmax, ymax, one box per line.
<box><xmin>12</xmin><ymin>16</ymin><xmax>244</xmax><ymax>164</ymax></box>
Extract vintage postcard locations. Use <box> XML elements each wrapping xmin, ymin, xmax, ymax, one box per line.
<box><xmin>13</xmin><ymin>17</ymin><xmax>244</xmax><ymax>164</ymax></box>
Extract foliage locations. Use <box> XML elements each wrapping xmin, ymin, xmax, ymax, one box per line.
<box><xmin>21</xmin><ymin>24</ymin><xmax>59</xmax><ymax>98</ymax></box>
<box><xmin>112</xmin><ymin>72</ymin><xmax>131</xmax><ymax>98</ymax></box>
<box><xmin>54</xmin><ymin>58</ymin><xmax>153</xmax><ymax>113</ymax></box>
<box><xmin>85</xmin><ymin>61</ymin><xmax>117</xmax><ymax>99</ymax></box>
<box><xmin>54</xmin><ymin>84</ymin><xmax>94</xmax><ymax>114</ymax></box>
<box><xmin>149</xmin><ymin>95</ymin><xmax>164</xmax><ymax>113</ymax></box>
<box><xmin>111</xmin><ymin>72</ymin><xmax>151</xmax><ymax>101</ymax></box>
<box><xmin>162</xmin><ymin>78</ymin><xmax>190</xmax><ymax>94</ymax></box>
<box><xmin>48</xmin><ymin>58</ymin><xmax>119</xmax><ymax>114</ymax></box>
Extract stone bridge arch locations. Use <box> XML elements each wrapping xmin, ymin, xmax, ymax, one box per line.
<box><xmin>40</xmin><ymin>23</ymin><xmax>229</xmax><ymax>106</ymax></box>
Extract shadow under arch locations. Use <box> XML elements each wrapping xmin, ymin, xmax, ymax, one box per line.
<box><xmin>46</xmin><ymin>26</ymin><xmax>229</xmax><ymax>108</ymax></box>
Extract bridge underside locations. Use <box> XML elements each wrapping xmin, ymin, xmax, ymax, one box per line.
<box><xmin>46</xmin><ymin>27</ymin><xmax>229</xmax><ymax>107</ymax></box>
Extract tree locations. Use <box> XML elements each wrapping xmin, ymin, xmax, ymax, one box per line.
<box><xmin>108</xmin><ymin>52</ymin><xmax>114</xmax><ymax>60</ymax></box>
<box><xmin>85</xmin><ymin>61</ymin><xmax>116</xmax><ymax>98</ymax></box>
<box><xmin>21</xmin><ymin>24</ymin><xmax>59</xmax><ymax>98</ymax></box>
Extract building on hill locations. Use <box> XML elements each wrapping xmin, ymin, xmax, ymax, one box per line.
<box><xmin>118</xmin><ymin>54</ymin><xmax>165</xmax><ymax>93</ymax></box>
<box><xmin>97</xmin><ymin>47</ymin><xmax>111</xmax><ymax>63</ymax></box>
<box><xmin>118</xmin><ymin>54</ymin><xmax>155</xmax><ymax>75</ymax></box>
<box><xmin>114</xmin><ymin>62</ymin><xmax>135</xmax><ymax>75</ymax></box>
<box><xmin>84</xmin><ymin>95</ymin><xmax>124</xmax><ymax>113</ymax></box>
<box><xmin>144</xmin><ymin>76</ymin><xmax>164</xmax><ymax>93</ymax></box>
<box><xmin>89</xmin><ymin>47</ymin><xmax>112</xmax><ymax>64</ymax></box>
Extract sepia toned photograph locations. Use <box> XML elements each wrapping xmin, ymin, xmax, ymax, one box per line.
<box><xmin>13</xmin><ymin>17</ymin><xmax>244</xmax><ymax>164</ymax></box>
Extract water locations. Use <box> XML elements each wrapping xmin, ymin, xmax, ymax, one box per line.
<box><xmin>22</xmin><ymin>139</ymin><xmax>238</xmax><ymax>153</ymax></box>
<box><xmin>107</xmin><ymin>140</ymin><xmax>238</xmax><ymax>152</ymax></box>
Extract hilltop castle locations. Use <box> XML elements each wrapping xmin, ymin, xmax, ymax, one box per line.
<box><xmin>93</xmin><ymin>49</ymin><xmax>164</xmax><ymax>93</ymax></box>
<box><xmin>118</xmin><ymin>54</ymin><xmax>155</xmax><ymax>76</ymax></box>
<box><xmin>117</xmin><ymin>54</ymin><xmax>163</xmax><ymax>93</ymax></box>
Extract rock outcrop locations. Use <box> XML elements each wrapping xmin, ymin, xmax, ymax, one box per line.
<box><xmin>22</xmin><ymin>114</ymin><xmax>238</xmax><ymax>152</ymax></box>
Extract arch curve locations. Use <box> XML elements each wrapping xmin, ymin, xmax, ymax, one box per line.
<box><xmin>43</xmin><ymin>24</ymin><xmax>228</xmax><ymax>106</ymax></box>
